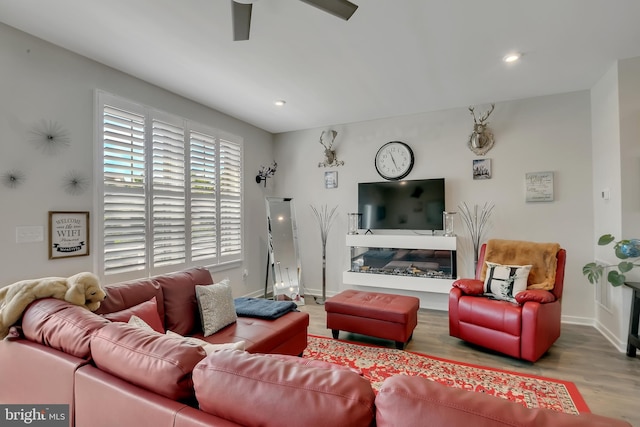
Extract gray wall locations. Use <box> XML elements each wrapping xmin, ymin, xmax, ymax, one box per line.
<box><xmin>274</xmin><ymin>91</ymin><xmax>596</xmax><ymax>322</ymax></box>
<box><xmin>0</xmin><ymin>23</ymin><xmax>274</xmax><ymax>297</ymax></box>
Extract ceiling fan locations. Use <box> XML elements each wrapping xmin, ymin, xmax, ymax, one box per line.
<box><xmin>231</xmin><ymin>0</ymin><xmax>358</xmax><ymax>41</ymax></box>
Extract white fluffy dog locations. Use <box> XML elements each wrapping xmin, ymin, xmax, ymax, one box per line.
<box><xmin>0</xmin><ymin>272</ymin><xmax>106</xmax><ymax>339</ymax></box>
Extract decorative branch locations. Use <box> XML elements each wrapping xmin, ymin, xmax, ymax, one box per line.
<box><xmin>458</xmin><ymin>201</ymin><xmax>495</xmax><ymax>268</ymax></box>
<box><xmin>310</xmin><ymin>204</ymin><xmax>339</xmax><ymax>247</ymax></box>
<box><xmin>310</xmin><ymin>204</ymin><xmax>339</xmax><ymax>304</ymax></box>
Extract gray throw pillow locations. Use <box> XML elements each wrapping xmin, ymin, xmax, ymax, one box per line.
<box><xmin>195</xmin><ymin>279</ymin><xmax>237</xmax><ymax>337</ymax></box>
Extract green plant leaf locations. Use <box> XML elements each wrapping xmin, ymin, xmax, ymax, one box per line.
<box><xmin>607</xmin><ymin>270</ymin><xmax>626</xmax><ymax>287</ymax></box>
<box><xmin>582</xmin><ymin>263</ymin><xmax>603</xmax><ymax>284</ymax></box>
<box><xmin>619</xmin><ymin>261</ymin><xmax>634</xmax><ymax>273</ymax></box>
<box><xmin>614</xmin><ymin>245</ymin><xmax>630</xmax><ymax>259</ymax></box>
<box><xmin>598</xmin><ymin>234</ymin><xmax>615</xmax><ymax>245</ymax></box>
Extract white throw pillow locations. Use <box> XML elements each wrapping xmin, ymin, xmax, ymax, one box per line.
<box><xmin>128</xmin><ymin>314</ymin><xmax>158</xmax><ymax>332</ymax></box>
<box><xmin>483</xmin><ymin>262</ymin><xmax>532</xmax><ymax>303</ymax></box>
<box><xmin>195</xmin><ymin>279</ymin><xmax>237</xmax><ymax>337</ymax></box>
<box><xmin>165</xmin><ymin>330</ymin><xmax>245</xmax><ymax>355</ymax></box>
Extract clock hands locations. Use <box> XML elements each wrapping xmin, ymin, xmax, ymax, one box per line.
<box><xmin>390</xmin><ymin>153</ymin><xmax>399</xmax><ymax>170</ymax></box>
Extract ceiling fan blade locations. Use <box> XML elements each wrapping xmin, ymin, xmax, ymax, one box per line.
<box><xmin>232</xmin><ymin>1</ymin><xmax>252</xmax><ymax>41</ymax></box>
<box><xmin>299</xmin><ymin>0</ymin><xmax>358</xmax><ymax>21</ymax></box>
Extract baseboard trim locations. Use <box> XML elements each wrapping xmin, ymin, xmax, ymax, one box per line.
<box><xmin>594</xmin><ymin>320</ymin><xmax>627</xmax><ymax>353</ymax></box>
<box><xmin>560</xmin><ymin>315</ymin><xmax>594</xmax><ymax>326</ymax></box>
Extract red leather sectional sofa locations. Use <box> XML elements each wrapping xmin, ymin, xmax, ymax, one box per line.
<box><xmin>0</xmin><ymin>267</ymin><xmax>631</xmax><ymax>427</ymax></box>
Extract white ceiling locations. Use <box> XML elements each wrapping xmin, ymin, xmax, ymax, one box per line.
<box><xmin>2</xmin><ymin>0</ymin><xmax>640</xmax><ymax>134</ymax></box>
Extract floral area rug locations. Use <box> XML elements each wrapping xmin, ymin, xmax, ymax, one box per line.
<box><xmin>303</xmin><ymin>335</ymin><xmax>589</xmax><ymax>415</ymax></box>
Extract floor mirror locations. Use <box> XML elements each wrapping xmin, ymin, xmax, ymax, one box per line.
<box><xmin>265</xmin><ymin>197</ymin><xmax>304</xmax><ymax>304</ymax></box>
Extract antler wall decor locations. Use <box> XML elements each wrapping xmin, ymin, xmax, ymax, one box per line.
<box><xmin>468</xmin><ymin>103</ymin><xmax>495</xmax><ymax>156</ymax></box>
<box><xmin>255</xmin><ymin>161</ymin><xmax>277</xmax><ymax>187</ymax></box>
<box><xmin>318</xmin><ymin>130</ymin><xmax>344</xmax><ymax>168</ymax></box>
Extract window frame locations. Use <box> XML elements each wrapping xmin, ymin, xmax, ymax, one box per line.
<box><xmin>94</xmin><ymin>91</ymin><xmax>244</xmax><ymax>283</ymax></box>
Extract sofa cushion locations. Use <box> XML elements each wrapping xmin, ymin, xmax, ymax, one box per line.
<box><xmin>195</xmin><ymin>279</ymin><xmax>237</xmax><ymax>337</ymax></box>
<box><xmin>95</xmin><ymin>277</ymin><xmax>164</xmax><ymax>321</ymax></box>
<box><xmin>91</xmin><ymin>322</ymin><xmax>206</xmax><ymax>401</ymax></box>
<box><xmin>193</xmin><ymin>350</ymin><xmax>375</xmax><ymax>427</ymax></box>
<box><xmin>21</xmin><ymin>298</ymin><xmax>109</xmax><ymax>359</ymax></box>
<box><xmin>191</xmin><ymin>312</ymin><xmax>309</xmax><ymax>355</ymax></box>
<box><xmin>155</xmin><ymin>267</ymin><xmax>213</xmax><ymax>335</ymax></box>
<box><xmin>102</xmin><ymin>297</ymin><xmax>164</xmax><ymax>333</ymax></box>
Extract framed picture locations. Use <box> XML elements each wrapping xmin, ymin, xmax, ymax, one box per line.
<box><xmin>48</xmin><ymin>211</ymin><xmax>90</xmax><ymax>259</ymax></box>
<box><xmin>473</xmin><ymin>158</ymin><xmax>492</xmax><ymax>180</ymax></box>
<box><xmin>324</xmin><ymin>171</ymin><xmax>338</xmax><ymax>189</ymax></box>
<box><xmin>525</xmin><ymin>171</ymin><xmax>554</xmax><ymax>202</ymax></box>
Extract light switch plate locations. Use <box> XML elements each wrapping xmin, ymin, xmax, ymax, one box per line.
<box><xmin>16</xmin><ymin>226</ymin><xmax>44</xmax><ymax>243</ymax></box>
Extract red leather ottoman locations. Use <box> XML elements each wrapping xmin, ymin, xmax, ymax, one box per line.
<box><xmin>325</xmin><ymin>290</ymin><xmax>419</xmax><ymax>350</ymax></box>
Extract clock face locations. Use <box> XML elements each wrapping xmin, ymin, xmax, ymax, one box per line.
<box><xmin>375</xmin><ymin>141</ymin><xmax>414</xmax><ymax>180</ymax></box>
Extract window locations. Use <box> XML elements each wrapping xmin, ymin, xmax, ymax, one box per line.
<box><xmin>95</xmin><ymin>92</ymin><xmax>243</xmax><ymax>281</ymax></box>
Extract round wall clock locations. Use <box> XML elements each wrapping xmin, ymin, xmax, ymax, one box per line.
<box><xmin>374</xmin><ymin>141</ymin><xmax>414</xmax><ymax>180</ymax></box>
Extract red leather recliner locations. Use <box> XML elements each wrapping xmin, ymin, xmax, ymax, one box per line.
<box><xmin>449</xmin><ymin>241</ymin><xmax>566</xmax><ymax>362</ymax></box>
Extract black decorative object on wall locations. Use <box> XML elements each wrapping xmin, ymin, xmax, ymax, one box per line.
<box><xmin>256</xmin><ymin>161</ymin><xmax>277</xmax><ymax>187</ymax></box>
<box><xmin>2</xmin><ymin>170</ymin><xmax>25</xmax><ymax>188</ymax></box>
<box><xmin>31</xmin><ymin>119</ymin><xmax>71</xmax><ymax>155</ymax></box>
<box><xmin>63</xmin><ymin>171</ymin><xmax>88</xmax><ymax>195</ymax></box>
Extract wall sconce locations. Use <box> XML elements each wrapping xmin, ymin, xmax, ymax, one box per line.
<box><xmin>468</xmin><ymin>103</ymin><xmax>495</xmax><ymax>156</ymax></box>
<box><xmin>256</xmin><ymin>161</ymin><xmax>277</xmax><ymax>187</ymax></box>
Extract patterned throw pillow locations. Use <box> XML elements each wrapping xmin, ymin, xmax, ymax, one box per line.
<box><xmin>195</xmin><ymin>279</ymin><xmax>237</xmax><ymax>337</ymax></box>
<box><xmin>128</xmin><ymin>314</ymin><xmax>158</xmax><ymax>332</ymax></box>
<box><xmin>483</xmin><ymin>262</ymin><xmax>532</xmax><ymax>303</ymax></box>
<box><xmin>165</xmin><ymin>330</ymin><xmax>245</xmax><ymax>355</ymax></box>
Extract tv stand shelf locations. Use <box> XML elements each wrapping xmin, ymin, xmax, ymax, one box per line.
<box><xmin>343</xmin><ymin>233</ymin><xmax>457</xmax><ymax>295</ymax></box>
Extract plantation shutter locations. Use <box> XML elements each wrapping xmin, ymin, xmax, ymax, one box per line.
<box><xmin>97</xmin><ymin>92</ymin><xmax>243</xmax><ymax>281</ymax></box>
<box><xmin>102</xmin><ymin>104</ymin><xmax>147</xmax><ymax>275</ymax></box>
<box><xmin>189</xmin><ymin>130</ymin><xmax>217</xmax><ymax>262</ymax></box>
<box><xmin>219</xmin><ymin>138</ymin><xmax>242</xmax><ymax>259</ymax></box>
<box><xmin>152</xmin><ymin>118</ymin><xmax>186</xmax><ymax>267</ymax></box>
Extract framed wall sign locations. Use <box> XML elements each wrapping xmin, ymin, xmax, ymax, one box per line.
<box><xmin>525</xmin><ymin>172</ymin><xmax>554</xmax><ymax>202</ymax></box>
<box><xmin>48</xmin><ymin>211</ymin><xmax>90</xmax><ymax>259</ymax></box>
<box><xmin>324</xmin><ymin>171</ymin><xmax>338</xmax><ymax>189</ymax></box>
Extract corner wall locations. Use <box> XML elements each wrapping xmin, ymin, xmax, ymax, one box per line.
<box><xmin>591</xmin><ymin>57</ymin><xmax>640</xmax><ymax>350</ymax></box>
<box><xmin>274</xmin><ymin>91</ymin><xmax>595</xmax><ymax>320</ymax></box>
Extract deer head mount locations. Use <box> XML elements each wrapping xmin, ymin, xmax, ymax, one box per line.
<box><xmin>318</xmin><ymin>130</ymin><xmax>344</xmax><ymax>168</ymax></box>
<box><xmin>255</xmin><ymin>161</ymin><xmax>277</xmax><ymax>187</ymax></box>
<box><xmin>468</xmin><ymin>103</ymin><xmax>495</xmax><ymax>156</ymax></box>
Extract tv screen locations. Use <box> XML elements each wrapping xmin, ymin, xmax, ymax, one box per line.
<box><xmin>358</xmin><ymin>178</ymin><xmax>445</xmax><ymax>231</ymax></box>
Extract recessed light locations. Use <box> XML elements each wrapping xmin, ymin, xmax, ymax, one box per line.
<box><xmin>274</xmin><ymin>100</ymin><xmax>286</xmax><ymax>107</ymax></box>
<box><xmin>503</xmin><ymin>53</ymin><xmax>521</xmax><ymax>63</ymax></box>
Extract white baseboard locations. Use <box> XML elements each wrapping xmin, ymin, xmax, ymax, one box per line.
<box><xmin>560</xmin><ymin>315</ymin><xmax>594</xmax><ymax>326</ymax></box>
<box><xmin>594</xmin><ymin>320</ymin><xmax>627</xmax><ymax>353</ymax></box>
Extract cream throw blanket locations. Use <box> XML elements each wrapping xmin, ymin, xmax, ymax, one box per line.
<box><xmin>480</xmin><ymin>239</ymin><xmax>561</xmax><ymax>290</ymax></box>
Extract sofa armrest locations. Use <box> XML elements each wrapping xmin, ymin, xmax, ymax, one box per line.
<box><xmin>375</xmin><ymin>375</ymin><xmax>631</xmax><ymax>427</ymax></box>
<box><xmin>452</xmin><ymin>279</ymin><xmax>485</xmax><ymax>295</ymax></box>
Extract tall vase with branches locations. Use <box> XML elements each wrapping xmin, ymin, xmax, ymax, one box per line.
<box><xmin>310</xmin><ymin>204</ymin><xmax>338</xmax><ymax>304</ymax></box>
<box><xmin>458</xmin><ymin>202</ymin><xmax>495</xmax><ymax>273</ymax></box>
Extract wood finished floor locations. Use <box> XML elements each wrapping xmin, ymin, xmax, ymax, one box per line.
<box><xmin>298</xmin><ymin>300</ymin><xmax>640</xmax><ymax>426</ymax></box>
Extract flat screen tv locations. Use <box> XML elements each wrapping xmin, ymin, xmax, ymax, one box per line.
<box><xmin>358</xmin><ymin>178</ymin><xmax>445</xmax><ymax>231</ymax></box>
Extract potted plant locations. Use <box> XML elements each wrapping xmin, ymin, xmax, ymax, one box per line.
<box><xmin>583</xmin><ymin>234</ymin><xmax>640</xmax><ymax>286</ymax></box>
